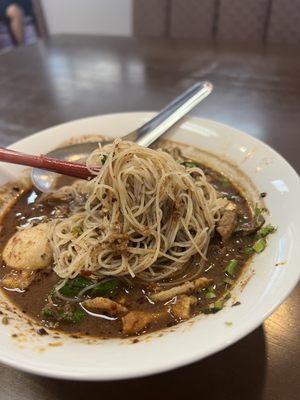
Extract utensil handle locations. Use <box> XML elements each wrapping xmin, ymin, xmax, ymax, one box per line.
<box><xmin>0</xmin><ymin>147</ymin><xmax>94</xmax><ymax>180</ymax></box>
<box><xmin>124</xmin><ymin>81</ymin><xmax>213</xmax><ymax>147</ymax></box>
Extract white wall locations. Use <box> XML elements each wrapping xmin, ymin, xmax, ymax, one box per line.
<box><xmin>41</xmin><ymin>0</ymin><xmax>133</xmax><ymax>36</ymax></box>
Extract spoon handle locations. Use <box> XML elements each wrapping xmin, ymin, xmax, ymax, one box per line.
<box><xmin>0</xmin><ymin>147</ymin><xmax>94</xmax><ymax>180</ymax></box>
<box><xmin>124</xmin><ymin>81</ymin><xmax>213</xmax><ymax>147</ymax></box>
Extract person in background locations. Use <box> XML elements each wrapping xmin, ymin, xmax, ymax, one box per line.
<box><xmin>0</xmin><ymin>0</ymin><xmax>32</xmax><ymax>45</ymax></box>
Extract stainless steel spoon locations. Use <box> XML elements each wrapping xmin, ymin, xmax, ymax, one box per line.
<box><xmin>31</xmin><ymin>80</ymin><xmax>213</xmax><ymax>192</ymax></box>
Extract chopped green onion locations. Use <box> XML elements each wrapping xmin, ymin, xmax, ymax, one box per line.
<box><xmin>206</xmin><ymin>291</ymin><xmax>216</xmax><ymax>299</ymax></box>
<box><xmin>223</xmin><ymin>277</ymin><xmax>234</xmax><ymax>285</ymax></box>
<box><xmin>255</xmin><ymin>204</ymin><xmax>263</xmax><ymax>217</ymax></box>
<box><xmin>253</xmin><ymin>238</ymin><xmax>267</xmax><ymax>253</ymax></box>
<box><xmin>59</xmin><ymin>276</ymin><xmax>92</xmax><ymax>297</ymax></box>
<box><xmin>201</xmin><ymin>308</ymin><xmax>212</xmax><ymax>314</ymax></box>
<box><xmin>224</xmin><ymin>259</ymin><xmax>238</xmax><ymax>276</ymax></box>
<box><xmin>88</xmin><ymin>279</ymin><xmax>119</xmax><ymax>298</ymax></box>
<box><xmin>201</xmin><ymin>299</ymin><xmax>225</xmax><ymax>314</ymax></box>
<box><xmin>244</xmin><ymin>234</ymin><xmax>269</xmax><ymax>255</ymax></box>
<box><xmin>183</xmin><ymin>161</ymin><xmax>198</xmax><ymax>168</ymax></box>
<box><xmin>213</xmin><ymin>300</ymin><xmax>224</xmax><ymax>310</ymax></box>
<box><xmin>224</xmin><ymin>292</ymin><xmax>231</xmax><ymax>300</ymax></box>
<box><xmin>244</xmin><ymin>247</ymin><xmax>255</xmax><ymax>255</ymax></box>
<box><xmin>257</xmin><ymin>224</ymin><xmax>276</xmax><ymax>238</ymax></box>
<box><xmin>220</xmin><ymin>177</ymin><xmax>230</xmax><ymax>187</ymax></box>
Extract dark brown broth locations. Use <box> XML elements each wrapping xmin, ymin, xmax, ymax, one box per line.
<box><xmin>0</xmin><ymin>164</ymin><xmax>256</xmax><ymax>338</ymax></box>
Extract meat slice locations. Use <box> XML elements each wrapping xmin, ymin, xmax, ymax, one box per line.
<box><xmin>122</xmin><ymin>311</ymin><xmax>165</xmax><ymax>335</ymax></box>
<box><xmin>3</xmin><ymin>223</ymin><xmax>52</xmax><ymax>270</ymax></box>
<box><xmin>150</xmin><ymin>277</ymin><xmax>212</xmax><ymax>302</ymax></box>
<box><xmin>217</xmin><ymin>210</ymin><xmax>238</xmax><ymax>241</ymax></box>
<box><xmin>171</xmin><ymin>295</ymin><xmax>197</xmax><ymax>320</ymax></box>
<box><xmin>1</xmin><ymin>270</ymin><xmax>37</xmax><ymax>290</ymax></box>
<box><xmin>82</xmin><ymin>297</ymin><xmax>127</xmax><ymax>316</ymax></box>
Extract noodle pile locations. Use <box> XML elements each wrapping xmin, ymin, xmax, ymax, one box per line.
<box><xmin>49</xmin><ymin>140</ymin><xmax>225</xmax><ymax>284</ymax></box>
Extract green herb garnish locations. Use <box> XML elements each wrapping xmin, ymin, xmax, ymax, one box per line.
<box><xmin>42</xmin><ymin>307</ymin><xmax>55</xmax><ymax>319</ymax></box>
<box><xmin>59</xmin><ymin>277</ymin><xmax>119</xmax><ymax>299</ymax></box>
<box><xmin>220</xmin><ymin>177</ymin><xmax>230</xmax><ymax>187</ymax></box>
<box><xmin>223</xmin><ymin>277</ymin><xmax>234</xmax><ymax>285</ymax></box>
<box><xmin>257</xmin><ymin>224</ymin><xmax>276</xmax><ymax>238</ymax></box>
<box><xmin>206</xmin><ymin>291</ymin><xmax>216</xmax><ymax>299</ymax></box>
<box><xmin>88</xmin><ymin>279</ymin><xmax>119</xmax><ymax>298</ymax></box>
<box><xmin>255</xmin><ymin>204</ymin><xmax>263</xmax><ymax>217</ymax></box>
<box><xmin>183</xmin><ymin>161</ymin><xmax>198</xmax><ymax>168</ymax></box>
<box><xmin>201</xmin><ymin>299</ymin><xmax>224</xmax><ymax>314</ymax></box>
<box><xmin>224</xmin><ymin>259</ymin><xmax>238</xmax><ymax>276</ymax></box>
<box><xmin>71</xmin><ymin>309</ymin><xmax>86</xmax><ymax>323</ymax></box>
<box><xmin>224</xmin><ymin>293</ymin><xmax>231</xmax><ymax>300</ymax></box>
<box><xmin>253</xmin><ymin>238</ymin><xmax>267</xmax><ymax>253</ymax></box>
<box><xmin>42</xmin><ymin>306</ymin><xmax>86</xmax><ymax>323</ymax></box>
<box><xmin>201</xmin><ymin>307</ymin><xmax>219</xmax><ymax>314</ymax></box>
<box><xmin>244</xmin><ymin>247</ymin><xmax>255</xmax><ymax>255</ymax></box>
<box><xmin>59</xmin><ymin>276</ymin><xmax>92</xmax><ymax>297</ymax></box>
<box><xmin>244</xmin><ymin>229</ymin><xmax>272</xmax><ymax>254</ymax></box>
<box><xmin>214</xmin><ymin>300</ymin><xmax>224</xmax><ymax>310</ymax></box>
<box><xmin>59</xmin><ymin>308</ymin><xmax>86</xmax><ymax>323</ymax></box>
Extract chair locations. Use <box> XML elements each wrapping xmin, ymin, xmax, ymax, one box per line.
<box><xmin>268</xmin><ymin>0</ymin><xmax>300</xmax><ymax>44</ymax></box>
<box><xmin>133</xmin><ymin>0</ymin><xmax>300</xmax><ymax>45</ymax></box>
<box><xmin>0</xmin><ymin>0</ymin><xmax>48</xmax><ymax>51</ymax></box>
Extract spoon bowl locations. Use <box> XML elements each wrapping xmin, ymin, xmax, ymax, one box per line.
<box><xmin>31</xmin><ymin>141</ymin><xmax>101</xmax><ymax>192</ymax></box>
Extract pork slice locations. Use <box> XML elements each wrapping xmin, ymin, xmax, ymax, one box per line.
<box><xmin>1</xmin><ymin>270</ymin><xmax>37</xmax><ymax>290</ymax></box>
<box><xmin>122</xmin><ymin>310</ymin><xmax>165</xmax><ymax>335</ymax></box>
<box><xmin>150</xmin><ymin>277</ymin><xmax>212</xmax><ymax>302</ymax></box>
<box><xmin>171</xmin><ymin>295</ymin><xmax>197</xmax><ymax>320</ymax></box>
<box><xmin>82</xmin><ymin>297</ymin><xmax>127</xmax><ymax>316</ymax></box>
<box><xmin>217</xmin><ymin>210</ymin><xmax>238</xmax><ymax>241</ymax></box>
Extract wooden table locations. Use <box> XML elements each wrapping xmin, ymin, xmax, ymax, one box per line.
<box><xmin>0</xmin><ymin>35</ymin><xmax>299</xmax><ymax>400</ymax></box>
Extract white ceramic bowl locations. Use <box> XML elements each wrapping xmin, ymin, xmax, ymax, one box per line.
<box><xmin>0</xmin><ymin>113</ymin><xmax>299</xmax><ymax>380</ymax></box>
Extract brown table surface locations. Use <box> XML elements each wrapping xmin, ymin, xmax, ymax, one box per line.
<box><xmin>0</xmin><ymin>35</ymin><xmax>299</xmax><ymax>400</ymax></box>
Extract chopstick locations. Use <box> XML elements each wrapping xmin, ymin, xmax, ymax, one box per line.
<box><xmin>0</xmin><ymin>147</ymin><xmax>98</xmax><ymax>180</ymax></box>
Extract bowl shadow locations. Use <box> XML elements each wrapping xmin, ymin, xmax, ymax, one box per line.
<box><xmin>33</xmin><ymin>325</ymin><xmax>267</xmax><ymax>400</ymax></box>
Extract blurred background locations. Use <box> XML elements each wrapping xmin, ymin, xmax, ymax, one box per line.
<box><xmin>0</xmin><ymin>2</ymin><xmax>299</xmax><ymax>400</ymax></box>
<box><xmin>1</xmin><ymin>0</ymin><xmax>300</xmax><ymax>50</ymax></box>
